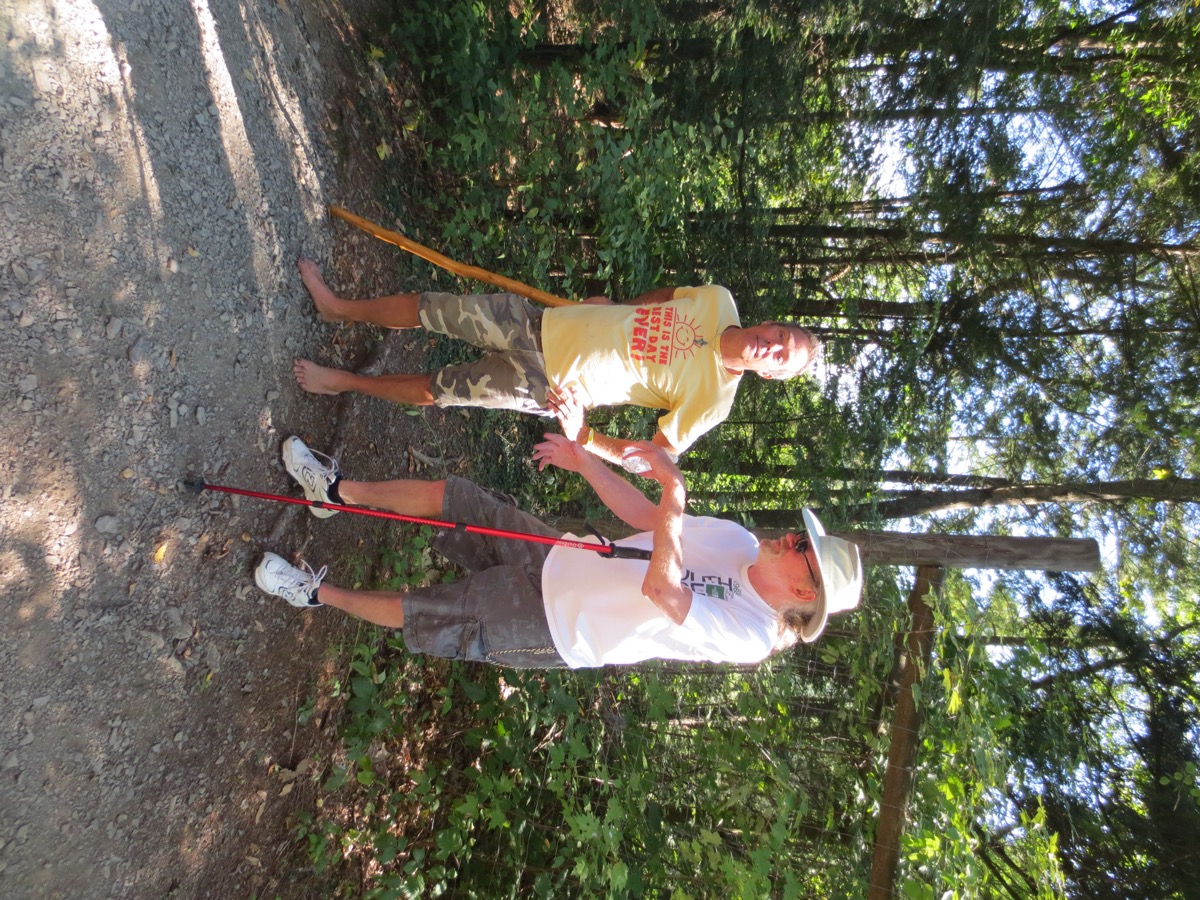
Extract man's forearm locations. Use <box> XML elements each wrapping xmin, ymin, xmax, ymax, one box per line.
<box><xmin>581</xmin><ymin>429</ymin><xmax>641</xmax><ymax>467</ymax></box>
<box><xmin>575</xmin><ymin>454</ymin><xmax>658</xmax><ymax>532</ymax></box>
<box><xmin>641</xmin><ymin>479</ymin><xmax>690</xmax><ymax>624</ymax></box>
<box><xmin>577</xmin><ymin>428</ymin><xmax>677</xmax><ymax>474</ymax></box>
<box><xmin>569</xmin><ymin>436</ymin><xmax>693</xmax><ymax>622</ymax></box>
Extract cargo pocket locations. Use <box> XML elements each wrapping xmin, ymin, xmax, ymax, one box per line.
<box><xmin>409</xmin><ymin>614</ymin><xmax>486</xmax><ymax>661</ymax></box>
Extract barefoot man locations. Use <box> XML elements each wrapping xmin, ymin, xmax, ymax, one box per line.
<box><xmin>294</xmin><ymin>260</ymin><xmax>819</xmax><ymax>469</ymax></box>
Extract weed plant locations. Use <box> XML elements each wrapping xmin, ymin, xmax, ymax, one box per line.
<box><xmin>294</xmin><ymin>517</ymin><xmax>903</xmax><ymax>897</ymax></box>
<box><xmin>293</xmin><ymin>1</ymin><xmax>914</xmax><ymax>895</ymax></box>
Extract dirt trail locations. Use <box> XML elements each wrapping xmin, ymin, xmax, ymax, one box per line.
<box><xmin>0</xmin><ymin>1</ymin><xmax>433</xmax><ymax>895</ymax></box>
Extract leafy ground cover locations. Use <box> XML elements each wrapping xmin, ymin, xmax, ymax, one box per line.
<box><xmin>279</xmin><ymin>0</ymin><xmax>1199</xmax><ymax>897</ymax></box>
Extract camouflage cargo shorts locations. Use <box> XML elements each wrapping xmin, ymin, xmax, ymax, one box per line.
<box><xmin>418</xmin><ymin>292</ymin><xmax>552</xmax><ymax>415</ymax></box>
<box><xmin>400</xmin><ymin>476</ymin><xmax>568</xmax><ymax>668</ymax></box>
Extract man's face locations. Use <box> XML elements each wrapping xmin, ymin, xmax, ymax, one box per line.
<box><xmin>755</xmin><ymin>533</ymin><xmax>822</xmax><ymax>602</ymax></box>
<box><xmin>726</xmin><ymin>324</ymin><xmax>816</xmax><ymax>379</ymax></box>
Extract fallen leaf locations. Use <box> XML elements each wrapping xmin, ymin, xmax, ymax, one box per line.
<box><xmin>153</xmin><ymin>543</ymin><xmax>168</xmax><ymax>564</ymax></box>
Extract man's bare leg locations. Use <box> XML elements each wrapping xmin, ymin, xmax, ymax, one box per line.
<box><xmin>318</xmin><ymin>585</ymin><xmax>407</xmax><ymax>628</ymax></box>
<box><xmin>338</xmin><ymin>478</ymin><xmax>446</xmax><ymax>517</ymax></box>
<box><xmin>293</xmin><ymin>359</ymin><xmax>436</xmax><ymax>405</ymax></box>
<box><xmin>305</xmin><ymin>478</ymin><xmax>446</xmax><ymax>627</ymax></box>
<box><xmin>298</xmin><ymin>258</ymin><xmax>421</xmax><ymax>328</ymax></box>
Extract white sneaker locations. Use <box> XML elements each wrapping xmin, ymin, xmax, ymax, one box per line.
<box><xmin>255</xmin><ymin>553</ymin><xmax>326</xmax><ymax>607</ymax></box>
<box><xmin>282</xmin><ymin>436</ymin><xmax>341</xmax><ymax>518</ymax></box>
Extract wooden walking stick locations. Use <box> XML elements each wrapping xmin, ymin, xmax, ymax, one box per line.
<box><xmin>327</xmin><ymin>205</ymin><xmax>576</xmax><ymax>308</ymax></box>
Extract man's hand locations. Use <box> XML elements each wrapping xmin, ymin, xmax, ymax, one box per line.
<box><xmin>546</xmin><ymin>384</ymin><xmax>589</xmax><ymax>443</ymax></box>
<box><xmin>533</xmin><ymin>432</ymin><xmax>593</xmax><ymax>474</ymax></box>
<box><xmin>620</xmin><ymin>441</ymin><xmax>684</xmax><ymax>488</ymax></box>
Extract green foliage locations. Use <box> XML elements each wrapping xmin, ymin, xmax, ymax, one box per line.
<box><xmin>332</xmin><ymin>0</ymin><xmax>1200</xmax><ymax>896</ymax></box>
<box><xmin>385</xmin><ymin>0</ymin><xmax>728</xmax><ymax>301</ymax></box>
<box><xmin>896</xmin><ymin>573</ymin><xmax>1068</xmax><ymax>898</ymax></box>
<box><xmin>306</xmin><ymin>637</ymin><xmax>905</xmax><ymax>896</ymax></box>
<box><xmin>379</xmin><ymin>526</ymin><xmax>451</xmax><ymax>591</ymax></box>
<box><xmin>287</xmin><ymin>514</ymin><xmax>918</xmax><ymax>895</ymax></box>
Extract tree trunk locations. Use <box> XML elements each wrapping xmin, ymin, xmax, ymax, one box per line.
<box><xmin>868</xmin><ymin>567</ymin><xmax>942</xmax><ymax>900</ymax></box>
<box><xmin>784</xmin><ymin>104</ymin><xmax>1056</xmax><ymax>125</ymax></box>
<box><xmin>829</xmin><ymin>532</ymin><xmax>1102</xmax><ymax>572</ymax></box>
<box><xmin>769</xmin><ymin>184</ymin><xmax>1085</xmax><ymax>222</ymax></box>
<box><xmin>788</xmin><ymin>296</ymin><xmax>938</xmax><ymax>320</ymax></box>
<box><xmin>682</xmin><ymin>463</ymin><xmax>1018</xmax><ymax>489</ymax></box>
<box><xmin>843</xmin><ymin>477</ymin><xmax>1200</xmax><ymax>520</ymax></box>
<box><xmin>1029</xmin><ymin>655</ymin><xmax>1133</xmax><ymax>690</ymax></box>
<box><xmin>769</xmin><ymin>223</ymin><xmax>1199</xmax><ymax>259</ymax></box>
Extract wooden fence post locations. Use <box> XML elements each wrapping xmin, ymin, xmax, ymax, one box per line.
<box><xmin>867</xmin><ymin>566</ymin><xmax>944</xmax><ymax>900</ymax></box>
<box><xmin>830</xmin><ymin>531</ymin><xmax>1100</xmax><ymax>572</ymax></box>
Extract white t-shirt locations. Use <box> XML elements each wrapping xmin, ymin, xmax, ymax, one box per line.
<box><xmin>540</xmin><ymin>286</ymin><xmax>742</xmax><ymax>452</ymax></box>
<box><xmin>540</xmin><ymin>516</ymin><xmax>778</xmax><ymax>668</ymax></box>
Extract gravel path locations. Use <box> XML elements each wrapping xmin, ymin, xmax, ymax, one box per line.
<box><xmin>0</xmin><ymin>1</ymin><xmax>418</xmax><ymax>895</ymax></box>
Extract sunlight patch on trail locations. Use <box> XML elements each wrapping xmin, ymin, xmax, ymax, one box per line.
<box><xmin>239</xmin><ymin>5</ymin><xmax>327</xmax><ymax>227</ymax></box>
<box><xmin>192</xmin><ymin>0</ymin><xmax>277</xmax><ymax>289</ymax></box>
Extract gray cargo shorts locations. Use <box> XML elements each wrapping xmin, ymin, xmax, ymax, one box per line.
<box><xmin>400</xmin><ymin>476</ymin><xmax>568</xmax><ymax>668</ymax></box>
<box><xmin>418</xmin><ymin>292</ymin><xmax>552</xmax><ymax>415</ymax></box>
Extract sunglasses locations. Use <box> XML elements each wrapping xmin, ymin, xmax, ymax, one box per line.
<box><xmin>795</xmin><ymin>534</ymin><xmax>821</xmax><ymax>591</ymax></box>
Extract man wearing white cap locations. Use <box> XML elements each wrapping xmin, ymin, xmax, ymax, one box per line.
<box><xmin>254</xmin><ymin>433</ymin><xmax>863</xmax><ymax>668</ymax></box>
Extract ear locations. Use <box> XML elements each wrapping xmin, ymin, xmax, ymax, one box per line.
<box><xmin>792</xmin><ymin>586</ymin><xmax>818</xmax><ymax>604</ymax></box>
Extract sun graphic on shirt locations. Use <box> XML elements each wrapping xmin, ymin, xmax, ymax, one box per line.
<box><xmin>671</xmin><ymin>313</ymin><xmax>707</xmax><ymax>360</ymax></box>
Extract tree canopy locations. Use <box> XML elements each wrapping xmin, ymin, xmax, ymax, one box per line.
<box><xmin>325</xmin><ymin>1</ymin><xmax>1200</xmax><ymax>895</ymax></box>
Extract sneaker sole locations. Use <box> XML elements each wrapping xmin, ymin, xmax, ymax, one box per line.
<box><xmin>282</xmin><ymin>437</ymin><xmax>338</xmax><ymax>518</ymax></box>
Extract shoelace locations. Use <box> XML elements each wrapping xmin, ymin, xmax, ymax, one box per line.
<box><xmin>308</xmin><ymin>447</ymin><xmax>340</xmax><ymax>482</ymax></box>
<box><xmin>293</xmin><ymin>559</ymin><xmax>328</xmax><ymax>594</ymax></box>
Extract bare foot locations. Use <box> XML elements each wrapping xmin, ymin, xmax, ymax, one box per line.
<box><xmin>294</xmin><ymin>358</ymin><xmax>347</xmax><ymax>395</ymax></box>
<box><xmin>297</xmin><ymin>258</ymin><xmax>347</xmax><ymax>323</ymax></box>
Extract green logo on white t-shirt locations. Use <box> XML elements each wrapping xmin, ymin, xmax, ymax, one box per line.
<box><xmin>682</xmin><ymin>570</ymin><xmax>741</xmax><ymax>602</ymax></box>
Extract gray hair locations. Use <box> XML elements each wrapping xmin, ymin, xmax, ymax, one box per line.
<box><xmin>774</xmin><ymin>605</ymin><xmax>814</xmax><ymax>652</ymax></box>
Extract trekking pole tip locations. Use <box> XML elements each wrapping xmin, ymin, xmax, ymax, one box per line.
<box><xmin>181</xmin><ymin>476</ymin><xmax>206</xmax><ymax>494</ymax></box>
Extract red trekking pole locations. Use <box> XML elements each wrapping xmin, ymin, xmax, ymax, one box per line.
<box><xmin>185</xmin><ymin>477</ymin><xmax>652</xmax><ymax>560</ymax></box>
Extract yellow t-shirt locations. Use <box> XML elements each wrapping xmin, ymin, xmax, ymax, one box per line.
<box><xmin>541</xmin><ymin>285</ymin><xmax>742</xmax><ymax>452</ymax></box>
